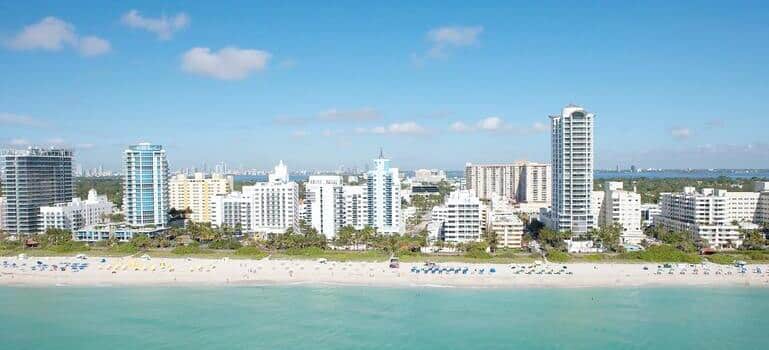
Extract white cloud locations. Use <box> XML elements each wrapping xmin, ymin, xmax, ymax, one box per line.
<box><xmin>449</xmin><ymin>117</ymin><xmax>549</xmax><ymax>134</ymax></box>
<box><xmin>357</xmin><ymin>122</ymin><xmax>427</xmax><ymax>135</ymax></box>
<box><xmin>449</xmin><ymin>121</ymin><xmax>471</xmax><ymax>132</ymax></box>
<box><xmin>78</xmin><ymin>36</ymin><xmax>111</xmax><ymax>56</ymax></box>
<box><xmin>291</xmin><ymin>130</ymin><xmax>309</xmax><ymax>138</ymax></box>
<box><xmin>121</xmin><ymin>9</ymin><xmax>189</xmax><ymax>40</ymax></box>
<box><xmin>5</xmin><ymin>17</ymin><xmax>110</xmax><ymax>57</ymax></box>
<box><xmin>425</xmin><ymin>25</ymin><xmax>483</xmax><ymax>59</ymax></box>
<box><xmin>318</xmin><ymin>107</ymin><xmax>381</xmax><ymax>121</ymax></box>
<box><xmin>671</xmin><ymin>127</ymin><xmax>692</xmax><ymax>140</ymax></box>
<box><xmin>477</xmin><ymin>116</ymin><xmax>504</xmax><ymax>131</ymax></box>
<box><xmin>0</xmin><ymin>112</ymin><xmax>48</xmax><ymax>128</ymax></box>
<box><xmin>181</xmin><ymin>47</ymin><xmax>271</xmax><ymax>80</ymax></box>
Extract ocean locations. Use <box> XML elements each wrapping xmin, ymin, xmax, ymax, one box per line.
<box><xmin>1</xmin><ymin>286</ymin><xmax>767</xmax><ymax>349</ymax></box>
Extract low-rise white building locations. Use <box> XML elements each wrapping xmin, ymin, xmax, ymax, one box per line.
<box><xmin>641</xmin><ymin>204</ymin><xmax>661</xmax><ymax>227</ymax></box>
<box><xmin>597</xmin><ymin>182</ymin><xmax>644</xmax><ymax>244</ymax></box>
<box><xmin>441</xmin><ymin>190</ymin><xmax>483</xmax><ymax>244</ymax></box>
<box><xmin>414</xmin><ymin>169</ymin><xmax>446</xmax><ymax>184</ymax></box>
<box><xmin>656</xmin><ymin>186</ymin><xmax>769</xmax><ymax>249</ymax></box>
<box><xmin>39</xmin><ymin>189</ymin><xmax>115</xmax><ymax>232</ymax></box>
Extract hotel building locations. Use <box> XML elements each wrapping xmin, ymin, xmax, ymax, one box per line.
<box><xmin>488</xmin><ymin>194</ymin><xmax>525</xmax><ymax>248</ymax></box>
<box><xmin>211</xmin><ymin>161</ymin><xmax>298</xmax><ymax>234</ymax></box>
<box><xmin>1</xmin><ymin>148</ymin><xmax>74</xmax><ymax>235</ymax></box>
<box><xmin>594</xmin><ymin>182</ymin><xmax>644</xmax><ymax>244</ymax></box>
<box><xmin>169</xmin><ymin>173</ymin><xmax>233</xmax><ymax>223</ymax></box>
<box><xmin>305</xmin><ymin>175</ymin><xmax>344</xmax><ymax>238</ymax></box>
<box><xmin>40</xmin><ymin>189</ymin><xmax>114</xmax><ymax>231</ymax></box>
<box><xmin>656</xmin><ymin>185</ymin><xmax>769</xmax><ymax>249</ymax></box>
<box><xmin>364</xmin><ymin>153</ymin><xmax>402</xmax><ymax>234</ymax></box>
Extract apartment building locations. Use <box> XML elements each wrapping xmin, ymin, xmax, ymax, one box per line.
<box><xmin>464</xmin><ymin>161</ymin><xmax>551</xmax><ymax>206</ymax></box>
<box><xmin>547</xmin><ymin>104</ymin><xmax>595</xmax><ymax>236</ymax></box>
<box><xmin>487</xmin><ymin>194</ymin><xmax>525</xmax><ymax>248</ymax></box>
<box><xmin>1</xmin><ymin>148</ymin><xmax>74</xmax><ymax>235</ymax></box>
<box><xmin>364</xmin><ymin>152</ymin><xmax>402</xmax><ymax>234</ymax></box>
<box><xmin>123</xmin><ymin>143</ymin><xmax>168</xmax><ymax>227</ymax></box>
<box><xmin>595</xmin><ymin>182</ymin><xmax>644</xmax><ymax>244</ymax></box>
<box><xmin>40</xmin><ymin>189</ymin><xmax>114</xmax><ymax>231</ymax></box>
<box><xmin>169</xmin><ymin>172</ymin><xmax>233</xmax><ymax>223</ymax></box>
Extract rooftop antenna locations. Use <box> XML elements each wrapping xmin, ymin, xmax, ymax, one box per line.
<box><xmin>379</xmin><ymin>147</ymin><xmax>384</xmax><ymax>159</ymax></box>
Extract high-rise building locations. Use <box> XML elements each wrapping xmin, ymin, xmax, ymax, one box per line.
<box><xmin>305</xmin><ymin>175</ymin><xmax>344</xmax><ymax>238</ymax></box>
<box><xmin>169</xmin><ymin>173</ymin><xmax>233</xmax><ymax>223</ymax></box>
<box><xmin>123</xmin><ymin>143</ymin><xmax>169</xmax><ymax>227</ymax></box>
<box><xmin>40</xmin><ymin>189</ymin><xmax>114</xmax><ymax>231</ymax></box>
<box><xmin>0</xmin><ymin>196</ymin><xmax>6</xmax><ymax>231</ymax></box>
<box><xmin>1</xmin><ymin>148</ymin><xmax>74</xmax><ymax>234</ymax></box>
<box><xmin>464</xmin><ymin>161</ymin><xmax>551</xmax><ymax>205</ymax></box>
<box><xmin>548</xmin><ymin>104</ymin><xmax>595</xmax><ymax>236</ymax></box>
<box><xmin>342</xmin><ymin>185</ymin><xmax>366</xmax><ymax>230</ymax></box>
<box><xmin>211</xmin><ymin>161</ymin><xmax>298</xmax><ymax>234</ymax></box>
<box><xmin>364</xmin><ymin>152</ymin><xmax>402</xmax><ymax>234</ymax></box>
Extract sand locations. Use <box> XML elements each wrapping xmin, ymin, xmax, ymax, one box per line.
<box><xmin>2</xmin><ymin>255</ymin><xmax>769</xmax><ymax>288</ymax></box>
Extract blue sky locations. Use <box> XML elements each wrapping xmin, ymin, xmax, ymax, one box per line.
<box><xmin>1</xmin><ymin>0</ymin><xmax>768</xmax><ymax>171</ymax></box>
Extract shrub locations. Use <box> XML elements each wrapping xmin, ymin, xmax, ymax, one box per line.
<box><xmin>622</xmin><ymin>244</ymin><xmax>701</xmax><ymax>263</ymax></box>
<box><xmin>208</xmin><ymin>239</ymin><xmax>242</xmax><ymax>250</ymax></box>
<box><xmin>109</xmin><ymin>243</ymin><xmax>138</xmax><ymax>254</ymax></box>
<box><xmin>580</xmin><ymin>254</ymin><xmax>605</xmax><ymax>262</ymax></box>
<box><xmin>235</xmin><ymin>246</ymin><xmax>267</xmax><ymax>258</ymax></box>
<box><xmin>546</xmin><ymin>250</ymin><xmax>571</xmax><ymax>262</ymax></box>
<box><xmin>172</xmin><ymin>243</ymin><xmax>203</xmax><ymax>255</ymax></box>
<box><xmin>48</xmin><ymin>242</ymin><xmax>90</xmax><ymax>253</ymax></box>
<box><xmin>285</xmin><ymin>246</ymin><xmax>325</xmax><ymax>256</ymax></box>
<box><xmin>464</xmin><ymin>248</ymin><xmax>492</xmax><ymax>259</ymax></box>
<box><xmin>707</xmin><ymin>254</ymin><xmax>736</xmax><ymax>265</ymax></box>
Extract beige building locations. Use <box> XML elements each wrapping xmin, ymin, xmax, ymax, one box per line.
<box><xmin>464</xmin><ymin>161</ymin><xmax>551</xmax><ymax>206</ymax></box>
<box><xmin>169</xmin><ymin>173</ymin><xmax>233</xmax><ymax>223</ymax></box>
<box><xmin>488</xmin><ymin>194</ymin><xmax>525</xmax><ymax>248</ymax></box>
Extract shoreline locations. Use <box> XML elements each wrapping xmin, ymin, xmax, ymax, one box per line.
<box><xmin>2</xmin><ymin>256</ymin><xmax>769</xmax><ymax>289</ymax></box>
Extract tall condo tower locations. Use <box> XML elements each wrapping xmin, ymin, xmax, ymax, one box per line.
<box><xmin>123</xmin><ymin>143</ymin><xmax>169</xmax><ymax>227</ymax></box>
<box><xmin>365</xmin><ymin>151</ymin><xmax>401</xmax><ymax>234</ymax></box>
<box><xmin>0</xmin><ymin>148</ymin><xmax>74</xmax><ymax>234</ymax></box>
<box><xmin>549</xmin><ymin>105</ymin><xmax>595</xmax><ymax>236</ymax></box>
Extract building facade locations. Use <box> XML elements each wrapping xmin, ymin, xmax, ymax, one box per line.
<box><xmin>548</xmin><ymin>104</ymin><xmax>595</xmax><ymax>236</ymax></box>
<box><xmin>1</xmin><ymin>148</ymin><xmax>74</xmax><ymax>234</ymax></box>
<box><xmin>640</xmin><ymin>204</ymin><xmax>661</xmax><ymax>227</ymax></box>
<box><xmin>440</xmin><ymin>190</ymin><xmax>483</xmax><ymax>244</ymax></box>
<box><xmin>464</xmin><ymin>161</ymin><xmax>551</xmax><ymax>205</ymax></box>
<box><xmin>656</xmin><ymin>186</ymin><xmax>769</xmax><ymax>249</ymax></box>
<box><xmin>210</xmin><ymin>161</ymin><xmax>298</xmax><ymax>234</ymax></box>
<box><xmin>342</xmin><ymin>185</ymin><xmax>366</xmax><ymax>230</ymax></box>
<box><xmin>595</xmin><ymin>182</ymin><xmax>644</xmax><ymax>244</ymax></box>
<box><xmin>364</xmin><ymin>153</ymin><xmax>402</xmax><ymax>234</ymax></box>
<box><xmin>0</xmin><ymin>196</ymin><xmax>5</xmax><ymax>231</ymax></box>
<box><xmin>488</xmin><ymin>194</ymin><xmax>525</xmax><ymax>248</ymax></box>
<box><xmin>414</xmin><ymin>169</ymin><xmax>446</xmax><ymax>184</ymax></box>
<box><xmin>40</xmin><ymin>189</ymin><xmax>114</xmax><ymax>232</ymax></box>
<box><xmin>123</xmin><ymin>143</ymin><xmax>169</xmax><ymax>227</ymax></box>
<box><xmin>305</xmin><ymin>175</ymin><xmax>344</xmax><ymax>238</ymax></box>
<box><xmin>169</xmin><ymin>172</ymin><xmax>233</xmax><ymax>223</ymax></box>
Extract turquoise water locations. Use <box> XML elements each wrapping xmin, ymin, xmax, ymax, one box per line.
<box><xmin>1</xmin><ymin>286</ymin><xmax>767</xmax><ymax>349</ymax></box>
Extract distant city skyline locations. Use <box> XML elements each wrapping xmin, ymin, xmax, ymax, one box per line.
<box><xmin>2</xmin><ymin>1</ymin><xmax>769</xmax><ymax>170</ymax></box>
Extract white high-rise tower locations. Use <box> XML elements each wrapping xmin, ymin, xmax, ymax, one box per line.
<box><xmin>365</xmin><ymin>150</ymin><xmax>402</xmax><ymax>234</ymax></box>
<box><xmin>549</xmin><ymin>105</ymin><xmax>595</xmax><ymax>236</ymax></box>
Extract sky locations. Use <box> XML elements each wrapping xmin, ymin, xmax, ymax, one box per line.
<box><xmin>1</xmin><ymin>0</ymin><xmax>768</xmax><ymax>171</ymax></box>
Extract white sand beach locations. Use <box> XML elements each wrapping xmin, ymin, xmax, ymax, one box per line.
<box><xmin>2</xmin><ymin>256</ymin><xmax>769</xmax><ymax>288</ymax></box>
